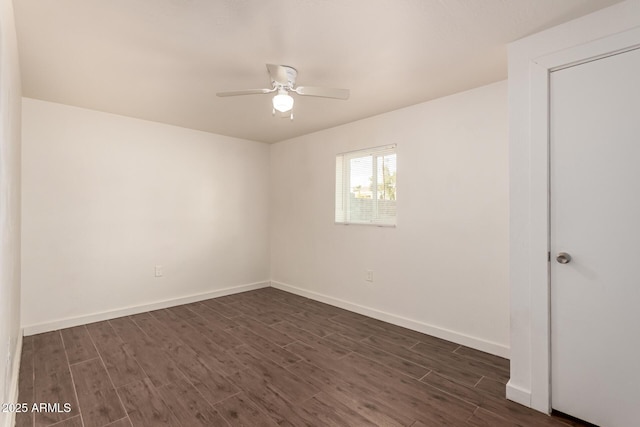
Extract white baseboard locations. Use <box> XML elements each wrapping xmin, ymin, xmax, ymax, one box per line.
<box><xmin>506</xmin><ymin>380</ymin><xmax>532</xmax><ymax>407</ymax></box>
<box><xmin>2</xmin><ymin>332</ymin><xmax>23</xmax><ymax>427</ymax></box>
<box><xmin>271</xmin><ymin>280</ymin><xmax>510</xmax><ymax>358</ymax></box>
<box><xmin>23</xmin><ymin>281</ymin><xmax>270</xmax><ymax>336</ymax></box>
<box><xmin>22</xmin><ymin>279</ymin><xmax>510</xmax><ymax>358</ymax></box>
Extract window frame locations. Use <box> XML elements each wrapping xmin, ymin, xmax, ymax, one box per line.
<box><xmin>335</xmin><ymin>144</ymin><xmax>397</xmax><ymax>227</ymax></box>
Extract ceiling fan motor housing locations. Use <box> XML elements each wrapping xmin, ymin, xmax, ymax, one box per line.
<box><xmin>271</xmin><ymin>65</ymin><xmax>297</xmax><ymax>89</ymax></box>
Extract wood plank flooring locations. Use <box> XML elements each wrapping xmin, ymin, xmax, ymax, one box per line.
<box><xmin>16</xmin><ymin>288</ymin><xmax>586</xmax><ymax>427</ymax></box>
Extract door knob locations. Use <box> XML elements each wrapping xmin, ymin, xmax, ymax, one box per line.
<box><xmin>556</xmin><ymin>252</ymin><xmax>572</xmax><ymax>264</ymax></box>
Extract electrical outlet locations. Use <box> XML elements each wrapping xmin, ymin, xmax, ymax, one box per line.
<box><xmin>154</xmin><ymin>265</ymin><xmax>163</xmax><ymax>277</ymax></box>
<box><xmin>365</xmin><ymin>270</ymin><xmax>374</xmax><ymax>282</ymax></box>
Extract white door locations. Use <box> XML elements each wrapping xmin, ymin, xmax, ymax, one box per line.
<box><xmin>550</xmin><ymin>47</ymin><xmax>640</xmax><ymax>427</ymax></box>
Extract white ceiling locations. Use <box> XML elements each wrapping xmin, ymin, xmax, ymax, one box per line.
<box><xmin>14</xmin><ymin>0</ymin><xmax>621</xmax><ymax>143</ymax></box>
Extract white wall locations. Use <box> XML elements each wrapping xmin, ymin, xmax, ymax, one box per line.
<box><xmin>270</xmin><ymin>81</ymin><xmax>509</xmax><ymax>357</ymax></box>
<box><xmin>21</xmin><ymin>98</ymin><xmax>270</xmax><ymax>332</ymax></box>
<box><xmin>508</xmin><ymin>0</ymin><xmax>640</xmax><ymax>412</ymax></box>
<box><xmin>0</xmin><ymin>0</ymin><xmax>22</xmax><ymax>426</ymax></box>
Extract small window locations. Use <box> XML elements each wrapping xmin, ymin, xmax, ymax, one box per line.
<box><xmin>335</xmin><ymin>145</ymin><xmax>397</xmax><ymax>226</ymax></box>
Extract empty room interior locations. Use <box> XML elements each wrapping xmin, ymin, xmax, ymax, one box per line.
<box><xmin>1</xmin><ymin>1</ymin><xmax>639</xmax><ymax>426</ymax></box>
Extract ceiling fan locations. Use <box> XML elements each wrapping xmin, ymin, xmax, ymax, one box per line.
<box><xmin>216</xmin><ymin>64</ymin><xmax>350</xmax><ymax>120</ymax></box>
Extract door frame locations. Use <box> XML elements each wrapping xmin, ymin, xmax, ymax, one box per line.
<box><xmin>525</xmin><ymin>27</ymin><xmax>640</xmax><ymax>413</ymax></box>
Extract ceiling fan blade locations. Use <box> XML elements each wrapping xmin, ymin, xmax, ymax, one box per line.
<box><xmin>294</xmin><ymin>86</ymin><xmax>350</xmax><ymax>100</ymax></box>
<box><xmin>275</xmin><ymin>110</ymin><xmax>292</xmax><ymax>119</ymax></box>
<box><xmin>216</xmin><ymin>88</ymin><xmax>274</xmax><ymax>97</ymax></box>
<box><xmin>267</xmin><ymin>64</ymin><xmax>292</xmax><ymax>85</ymax></box>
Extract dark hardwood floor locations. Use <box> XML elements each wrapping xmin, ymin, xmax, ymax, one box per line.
<box><xmin>16</xmin><ymin>288</ymin><xmax>586</xmax><ymax>427</ymax></box>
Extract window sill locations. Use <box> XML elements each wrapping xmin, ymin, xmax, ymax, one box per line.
<box><xmin>334</xmin><ymin>222</ymin><xmax>396</xmax><ymax>228</ymax></box>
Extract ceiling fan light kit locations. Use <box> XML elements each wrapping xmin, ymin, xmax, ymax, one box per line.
<box><xmin>272</xmin><ymin>89</ymin><xmax>294</xmax><ymax>113</ymax></box>
<box><xmin>217</xmin><ymin>64</ymin><xmax>349</xmax><ymax>121</ymax></box>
